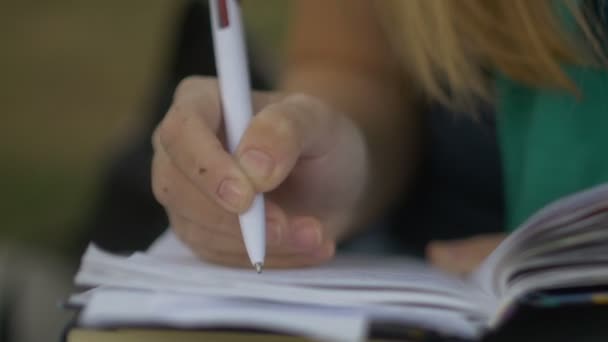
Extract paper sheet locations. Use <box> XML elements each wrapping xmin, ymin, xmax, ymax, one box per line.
<box><xmin>75</xmin><ymin>234</ymin><xmax>490</xmax><ymax>316</ymax></box>
<box><xmin>147</xmin><ymin>232</ymin><xmax>472</xmax><ymax>293</ymax></box>
<box><xmin>79</xmin><ymin>288</ymin><xmax>369</xmax><ymax>342</ymax></box>
<box><xmin>74</xmin><ymin>232</ymin><xmax>488</xmax><ymax>340</ymax></box>
<box><xmin>77</xmin><ymin>287</ymin><xmax>481</xmax><ymax>340</ymax></box>
<box><xmin>474</xmin><ymin>184</ymin><xmax>608</xmax><ymax>296</ymax></box>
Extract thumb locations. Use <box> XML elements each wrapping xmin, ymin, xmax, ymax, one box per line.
<box><xmin>235</xmin><ymin>94</ymin><xmax>339</xmax><ymax>192</ymax></box>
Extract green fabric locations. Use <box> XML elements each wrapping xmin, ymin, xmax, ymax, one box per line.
<box><xmin>497</xmin><ymin>67</ymin><xmax>608</xmax><ymax>231</ymax></box>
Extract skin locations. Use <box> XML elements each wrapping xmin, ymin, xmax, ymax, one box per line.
<box><xmin>151</xmin><ymin>0</ymin><xmax>504</xmax><ymax>274</ymax></box>
<box><xmin>427</xmin><ymin>234</ymin><xmax>506</xmax><ymax>275</ymax></box>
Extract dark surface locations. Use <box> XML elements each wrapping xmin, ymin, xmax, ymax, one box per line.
<box><xmin>369</xmin><ymin>292</ymin><xmax>608</xmax><ymax>341</ymax></box>
<box><xmin>483</xmin><ymin>305</ymin><xmax>608</xmax><ymax>342</ymax></box>
<box><xmin>387</xmin><ymin>103</ymin><xmax>505</xmax><ymax>257</ymax></box>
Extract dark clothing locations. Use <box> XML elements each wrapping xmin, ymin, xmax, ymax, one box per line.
<box><xmin>387</xmin><ymin>106</ymin><xmax>504</xmax><ymax>255</ymax></box>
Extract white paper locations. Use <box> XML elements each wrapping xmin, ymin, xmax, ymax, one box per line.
<box><xmin>147</xmin><ymin>232</ymin><xmax>473</xmax><ymax>295</ymax></box>
<box><xmin>76</xmin><ymin>287</ymin><xmax>481</xmax><ymax>340</ymax></box>
<box><xmin>76</xmin><ymin>244</ymin><xmax>487</xmax><ymax>315</ymax></box>
<box><xmin>73</xmin><ymin>232</ymin><xmax>489</xmax><ymax>340</ymax></box>
<box><xmin>474</xmin><ymin>184</ymin><xmax>608</xmax><ymax>296</ymax></box>
<box><xmin>79</xmin><ymin>288</ymin><xmax>369</xmax><ymax>342</ymax></box>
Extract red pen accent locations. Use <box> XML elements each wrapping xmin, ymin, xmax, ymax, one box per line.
<box><xmin>218</xmin><ymin>0</ymin><xmax>229</xmax><ymax>28</ymax></box>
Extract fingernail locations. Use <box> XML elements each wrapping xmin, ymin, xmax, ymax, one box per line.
<box><xmin>217</xmin><ymin>179</ymin><xmax>246</xmax><ymax>210</ymax></box>
<box><xmin>291</xmin><ymin>221</ymin><xmax>322</xmax><ymax>249</ymax></box>
<box><xmin>266</xmin><ymin>221</ymin><xmax>282</xmax><ymax>245</ymax></box>
<box><xmin>240</xmin><ymin>149</ymin><xmax>274</xmax><ymax>180</ymax></box>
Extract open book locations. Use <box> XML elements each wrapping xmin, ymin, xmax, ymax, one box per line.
<box><xmin>70</xmin><ymin>184</ymin><xmax>608</xmax><ymax>342</ymax></box>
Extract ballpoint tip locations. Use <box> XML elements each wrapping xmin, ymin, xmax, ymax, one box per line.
<box><xmin>254</xmin><ymin>262</ymin><xmax>263</xmax><ymax>274</ymax></box>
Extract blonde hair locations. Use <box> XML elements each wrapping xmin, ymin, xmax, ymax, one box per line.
<box><xmin>376</xmin><ymin>0</ymin><xmax>607</xmax><ymax>110</ymax></box>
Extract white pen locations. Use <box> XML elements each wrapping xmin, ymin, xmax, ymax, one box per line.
<box><xmin>209</xmin><ymin>0</ymin><xmax>266</xmax><ymax>273</ymax></box>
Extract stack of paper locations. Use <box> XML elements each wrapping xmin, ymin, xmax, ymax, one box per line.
<box><xmin>70</xmin><ymin>183</ymin><xmax>608</xmax><ymax>342</ymax></box>
<box><xmin>71</xmin><ymin>232</ymin><xmax>489</xmax><ymax>341</ymax></box>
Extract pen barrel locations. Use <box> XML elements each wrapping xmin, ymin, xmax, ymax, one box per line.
<box><xmin>239</xmin><ymin>195</ymin><xmax>266</xmax><ymax>264</ymax></box>
<box><xmin>210</xmin><ymin>0</ymin><xmax>266</xmax><ymax>266</ymax></box>
<box><xmin>210</xmin><ymin>0</ymin><xmax>253</xmax><ymax>153</ymax></box>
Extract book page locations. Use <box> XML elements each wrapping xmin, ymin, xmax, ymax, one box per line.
<box><xmin>469</xmin><ymin>184</ymin><xmax>608</xmax><ymax>327</ymax></box>
<box><xmin>79</xmin><ymin>288</ymin><xmax>369</xmax><ymax>342</ymax></box>
<box><xmin>473</xmin><ymin>184</ymin><xmax>608</xmax><ymax>298</ymax></box>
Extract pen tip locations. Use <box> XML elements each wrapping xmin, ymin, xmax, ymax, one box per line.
<box><xmin>254</xmin><ymin>262</ymin><xmax>263</xmax><ymax>274</ymax></box>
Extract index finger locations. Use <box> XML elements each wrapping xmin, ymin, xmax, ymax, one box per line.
<box><xmin>157</xmin><ymin>77</ymin><xmax>254</xmax><ymax>213</ymax></box>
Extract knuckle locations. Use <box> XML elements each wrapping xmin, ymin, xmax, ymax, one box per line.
<box><xmin>172</xmin><ymin>76</ymin><xmax>222</xmax><ymax>134</ymax></box>
<box><xmin>157</xmin><ymin>112</ymin><xmax>183</xmax><ymax>151</ymax></box>
<box><xmin>284</xmin><ymin>93</ymin><xmax>324</xmax><ymax>115</ymax></box>
<box><xmin>284</xmin><ymin>93</ymin><xmax>334</xmax><ymax>129</ymax></box>
<box><xmin>284</xmin><ymin>92</ymin><xmax>316</xmax><ymax>106</ymax></box>
<box><xmin>274</xmin><ymin>114</ymin><xmax>299</xmax><ymax>139</ymax></box>
<box><xmin>258</xmin><ymin>107</ymin><xmax>299</xmax><ymax>142</ymax></box>
<box><xmin>174</xmin><ymin>75</ymin><xmax>207</xmax><ymax>99</ymax></box>
<box><xmin>151</xmin><ymin>126</ymin><xmax>162</xmax><ymax>151</ymax></box>
<box><xmin>157</xmin><ymin>105</ymin><xmax>200</xmax><ymax>155</ymax></box>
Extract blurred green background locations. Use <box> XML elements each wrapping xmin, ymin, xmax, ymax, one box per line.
<box><xmin>1</xmin><ymin>0</ymin><xmax>288</xmax><ymax>255</ymax></box>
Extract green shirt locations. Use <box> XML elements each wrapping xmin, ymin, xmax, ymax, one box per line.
<box><xmin>497</xmin><ymin>67</ymin><xmax>608</xmax><ymax>231</ymax></box>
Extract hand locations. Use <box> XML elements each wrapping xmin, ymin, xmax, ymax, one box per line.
<box><xmin>426</xmin><ymin>233</ymin><xmax>507</xmax><ymax>275</ymax></box>
<box><xmin>151</xmin><ymin>76</ymin><xmax>369</xmax><ymax>268</ymax></box>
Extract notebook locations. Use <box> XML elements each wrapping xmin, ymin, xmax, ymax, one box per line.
<box><xmin>68</xmin><ymin>184</ymin><xmax>608</xmax><ymax>342</ymax></box>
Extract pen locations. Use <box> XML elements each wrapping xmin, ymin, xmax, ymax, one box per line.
<box><xmin>209</xmin><ymin>0</ymin><xmax>266</xmax><ymax>273</ymax></box>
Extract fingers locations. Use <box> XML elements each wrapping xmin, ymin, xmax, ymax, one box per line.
<box><xmin>156</xmin><ymin>107</ymin><xmax>253</xmax><ymax>213</ymax></box>
<box><xmin>197</xmin><ymin>241</ymin><xmax>335</xmax><ymax>269</ymax></box>
<box><xmin>156</xmin><ymin>76</ymin><xmax>255</xmax><ymax>213</ymax></box>
<box><xmin>151</xmin><ymin>144</ymin><xmax>240</xmax><ymax>237</ymax></box>
<box><xmin>170</xmin><ymin>213</ymin><xmax>335</xmax><ymax>269</ymax></box>
<box><xmin>151</xmin><ymin>77</ymin><xmax>341</xmax><ymax>268</ymax></box>
<box><xmin>156</xmin><ymin>76</ymin><xmax>284</xmax><ymax>213</ymax></box>
<box><xmin>235</xmin><ymin>94</ymin><xmax>339</xmax><ymax>192</ymax></box>
<box><xmin>152</xmin><ymin>143</ymin><xmax>326</xmax><ymax>252</ymax></box>
<box><xmin>426</xmin><ymin>234</ymin><xmax>507</xmax><ymax>275</ymax></box>
<box><xmin>153</xmin><ymin>142</ymin><xmax>334</xmax><ymax>265</ymax></box>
